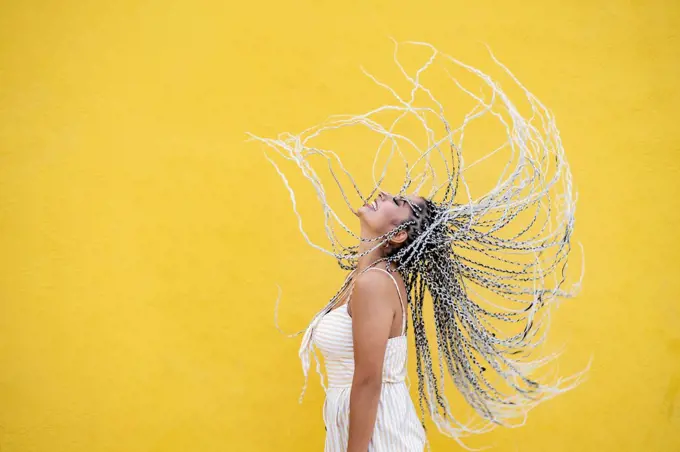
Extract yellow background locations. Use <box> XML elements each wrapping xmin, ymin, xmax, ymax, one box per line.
<box><xmin>1</xmin><ymin>1</ymin><xmax>679</xmax><ymax>451</ymax></box>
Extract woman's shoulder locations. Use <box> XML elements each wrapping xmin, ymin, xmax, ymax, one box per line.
<box><xmin>355</xmin><ymin>265</ymin><xmax>396</xmax><ymax>281</ymax></box>
<box><xmin>352</xmin><ymin>268</ymin><xmax>402</xmax><ymax>301</ymax></box>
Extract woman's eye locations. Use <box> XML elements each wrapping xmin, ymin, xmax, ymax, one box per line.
<box><xmin>393</xmin><ymin>197</ymin><xmax>400</xmax><ymax>205</ymax></box>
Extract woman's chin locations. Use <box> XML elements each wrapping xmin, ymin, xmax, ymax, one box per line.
<box><xmin>356</xmin><ymin>205</ymin><xmax>371</xmax><ymax>217</ymax></box>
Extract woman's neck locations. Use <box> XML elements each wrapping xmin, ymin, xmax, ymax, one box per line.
<box><xmin>356</xmin><ymin>239</ymin><xmax>394</xmax><ymax>273</ymax></box>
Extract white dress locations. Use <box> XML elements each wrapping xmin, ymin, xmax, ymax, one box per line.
<box><xmin>312</xmin><ymin>267</ymin><xmax>427</xmax><ymax>451</ymax></box>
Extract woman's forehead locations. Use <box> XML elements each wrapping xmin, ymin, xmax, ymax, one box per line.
<box><xmin>402</xmin><ymin>194</ymin><xmax>425</xmax><ymax>216</ymax></box>
<box><xmin>404</xmin><ymin>194</ymin><xmax>425</xmax><ymax>205</ymax></box>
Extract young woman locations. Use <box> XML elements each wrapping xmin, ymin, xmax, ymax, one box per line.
<box><xmin>256</xmin><ymin>41</ymin><xmax>586</xmax><ymax>451</ymax></box>
<box><xmin>313</xmin><ymin>191</ymin><xmax>430</xmax><ymax>451</ymax></box>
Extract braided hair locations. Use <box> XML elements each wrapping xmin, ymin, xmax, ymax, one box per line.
<box><xmin>254</xmin><ymin>41</ymin><xmax>587</xmax><ymax>446</ymax></box>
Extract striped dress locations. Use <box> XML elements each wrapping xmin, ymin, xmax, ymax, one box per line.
<box><xmin>312</xmin><ymin>267</ymin><xmax>427</xmax><ymax>451</ymax></box>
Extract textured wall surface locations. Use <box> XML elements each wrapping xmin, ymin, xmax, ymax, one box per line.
<box><xmin>1</xmin><ymin>1</ymin><xmax>679</xmax><ymax>451</ymax></box>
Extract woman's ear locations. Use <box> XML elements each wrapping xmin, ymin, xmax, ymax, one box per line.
<box><xmin>391</xmin><ymin>229</ymin><xmax>408</xmax><ymax>246</ymax></box>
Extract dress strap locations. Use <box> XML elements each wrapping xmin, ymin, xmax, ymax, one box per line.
<box><xmin>362</xmin><ymin>267</ymin><xmax>407</xmax><ymax>336</ymax></box>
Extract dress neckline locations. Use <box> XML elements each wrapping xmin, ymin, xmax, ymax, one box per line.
<box><xmin>326</xmin><ymin>303</ymin><xmax>407</xmax><ymax>342</ymax></box>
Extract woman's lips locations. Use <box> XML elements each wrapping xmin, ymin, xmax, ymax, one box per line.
<box><xmin>362</xmin><ymin>199</ymin><xmax>378</xmax><ymax>211</ymax></box>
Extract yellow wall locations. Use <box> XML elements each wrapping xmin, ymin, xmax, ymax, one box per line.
<box><xmin>1</xmin><ymin>1</ymin><xmax>679</xmax><ymax>451</ymax></box>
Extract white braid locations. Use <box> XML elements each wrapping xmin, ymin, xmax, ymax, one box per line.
<box><xmin>254</xmin><ymin>41</ymin><xmax>589</xmax><ymax>449</ymax></box>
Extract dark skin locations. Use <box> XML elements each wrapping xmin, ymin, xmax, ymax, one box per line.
<box><xmin>338</xmin><ymin>191</ymin><xmax>422</xmax><ymax>452</ymax></box>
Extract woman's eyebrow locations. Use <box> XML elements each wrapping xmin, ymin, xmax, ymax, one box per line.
<box><xmin>404</xmin><ymin>198</ymin><xmax>421</xmax><ymax>218</ymax></box>
<box><xmin>397</xmin><ymin>193</ymin><xmax>422</xmax><ymax>217</ymax></box>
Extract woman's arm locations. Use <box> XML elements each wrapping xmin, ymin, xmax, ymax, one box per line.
<box><xmin>346</xmin><ymin>272</ymin><xmax>395</xmax><ymax>452</ymax></box>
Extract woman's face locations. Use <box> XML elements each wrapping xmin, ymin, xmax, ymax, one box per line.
<box><xmin>357</xmin><ymin>191</ymin><xmax>423</xmax><ymax>239</ymax></box>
